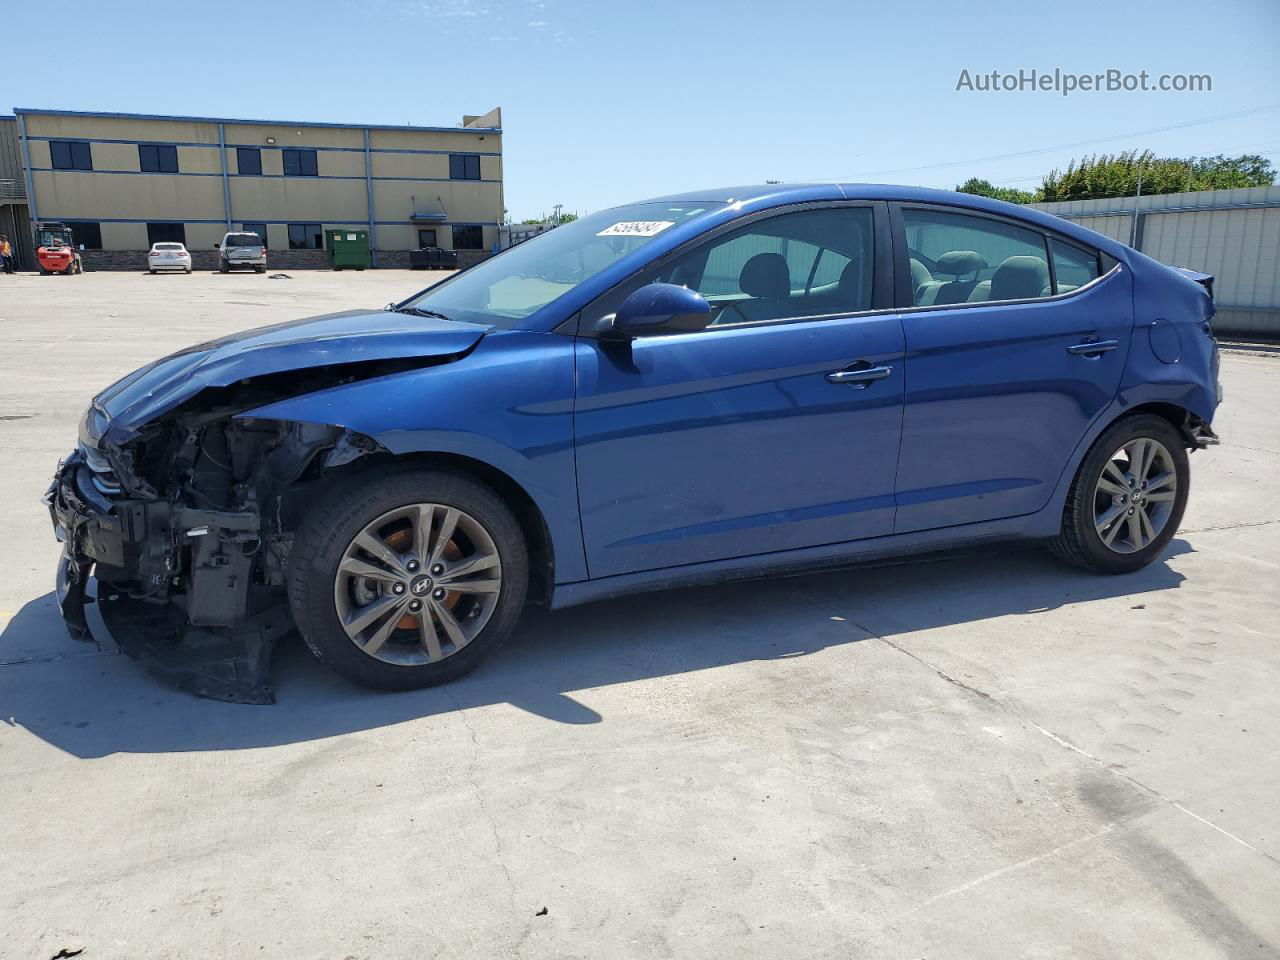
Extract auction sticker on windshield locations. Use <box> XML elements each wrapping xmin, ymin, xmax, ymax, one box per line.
<box><xmin>597</xmin><ymin>220</ymin><xmax>675</xmax><ymax>237</ymax></box>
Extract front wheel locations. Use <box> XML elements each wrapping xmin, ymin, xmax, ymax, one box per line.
<box><xmin>288</xmin><ymin>467</ymin><xmax>528</xmax><ymax>691</ymax></box>
<box><xmin>1050</xmin><ymin>414</ymin><xmax>1190</xmax><ymax>574</ymax></box>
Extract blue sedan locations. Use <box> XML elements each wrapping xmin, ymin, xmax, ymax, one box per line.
<box><xmin>48</xmin><ymin>184</ymin><xmax>1221</xmax><ymax>700</ymax></box>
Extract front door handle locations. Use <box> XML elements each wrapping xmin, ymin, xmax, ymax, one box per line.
<box><xmin>826</xmin><ymin>364</ymin><xmax>893</xmax><ymax>387</ymax></box>
<box><xmin>1067</xmin><ymin>339</ymin><xmax>1119</xmax><ymax>357</ymax></box>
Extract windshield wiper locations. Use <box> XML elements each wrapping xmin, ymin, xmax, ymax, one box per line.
<box><xmin>393</xmin><ymin>305</ymin><xmax>453</xmax><ymax>321</ymax></box>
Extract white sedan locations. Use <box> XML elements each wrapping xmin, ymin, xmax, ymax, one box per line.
<box><xmin>148</xmin><ymin>242</ymin><xmax>192</xmax><ymax>274</ymax></box>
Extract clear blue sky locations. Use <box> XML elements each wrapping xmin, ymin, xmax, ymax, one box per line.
<box><xmin>5</xmin><ymin>0</ymin><xmax>1279</xmax><ymax>219</ymax></box>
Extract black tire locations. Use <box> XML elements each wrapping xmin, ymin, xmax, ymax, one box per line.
<box><xmin>287</xmin><ymin>466</ymin><xmax>528</xmax><ymax>691</ymax></box>
<box><xmin>219</xmin><ymin>260</ymin><xmax>229</xmax><ymax>274</ymax></box>
<box><xmin>1050</xmin><ymin>414</ymin><xmax>1190</xmax><ymax>574</ymax></box>
<box><xmin>149</xmin><ymin>269</ymin><xmax>157</xmax><ymax>275</ymax></box>
<box><xmin>254</xmin><ymin>265</ymin><xmax>265</xmax><ymax>273</ymax></box>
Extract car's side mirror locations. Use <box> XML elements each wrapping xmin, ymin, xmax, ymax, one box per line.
<box><xmin>608</xmin><ymin>283</ymin><xmax>712</xmax><ymax>338</ymax></box>
<box><xmin>213</xmin><ymin>243</ymin><xmax>220</xmax><ymax>249</ymax></box>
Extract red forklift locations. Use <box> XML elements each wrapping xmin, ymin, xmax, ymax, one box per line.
<box><xmin>35</xmin><ymin>222</ymin><xmax>83</xmax><ymax>275</ymax></box>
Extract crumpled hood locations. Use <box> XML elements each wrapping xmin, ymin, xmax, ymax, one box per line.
<box><xmin>86</xmin><ymin>309</ymin><xmax>491</xmax><ymax>444</ymax></box>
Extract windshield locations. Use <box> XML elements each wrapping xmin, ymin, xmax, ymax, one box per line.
<box><xmin>400</xmin><ymin>201</ymin><xmax>723</xmax><ymax>327</ymax></box>
<box><xmin>225</xmin><ymin>234</ymin><xmax>263</xmax><ymax>247</ymax></box>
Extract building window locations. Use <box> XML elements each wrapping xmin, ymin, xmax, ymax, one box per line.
<box><xmin>64</xmin><ymin>221</ymin><xmax>103</xmax><ymax>250</ymax></box>
<box><xmin>452</xmin><ymin>224</ymin><xmax>484</xmax><ymax>250</ymax></box>
<box><xmin>237</xmin><ymin>148</ymin><xmax>262</xmax><ymax>176</ymax></box>
<box><xmin>417</xmin><ymin>229</ymin><xmax>438</xmax><ymax>249</ymax></box>
<box><xmin>138</xmin><ymin>144</ymin><xmax>180</xmax><ymax>173</ymax></box>
<box><xmin>146</xmin><ymin>222</ymin><xmax>187</xmax><ymax>246</ymax></box>
<box><xmin>288</xmin><ymin>223</ymin><xmax>324</xmax><ymax>249</ymax></box>
<box><xmin>241</xmin><ymin>223</ymin><xmax>269</xmax><ymax>247</ymax></box>
<box><xmin>282</xmin><ymin>149</ymin><xmax>318</xmax><ymax>177</ymax></box>
<box><xmin>448</xmin><ymin>154</ymin><xmax>481</xmax><ymax>180</ymax></box>
<box><xmin>50</xmin><ymin>141</ymin><xmax>93</xmax><ymax>171</ymax></box>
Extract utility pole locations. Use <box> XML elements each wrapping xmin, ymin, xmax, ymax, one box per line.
<box><xmin>1130</xmin><ymin>161</ymin><xmax>1145</xmax><ymax>248</ymax></box>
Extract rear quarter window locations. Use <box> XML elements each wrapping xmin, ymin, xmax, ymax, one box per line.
<box><xmin>1049</xmin><ymin>238</ymin><xmax>1101</xmax><ymax>294</ymax></box>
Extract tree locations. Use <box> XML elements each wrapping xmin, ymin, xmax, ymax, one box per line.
<box><xmin>1039</xmin><ymin>151</ymin><xmax>1274</xmax><ymax>202</ymax></box>
<box><xmin>955</xmin><ymin>177</ymin><xmax>1042</xmax><ymax>205</ymax></box>
<box><xmin>519</xmin><ymin>210</ymin><xmax>580</xmax><ymax>226</ymax></box>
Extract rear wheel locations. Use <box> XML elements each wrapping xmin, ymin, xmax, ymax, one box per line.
<box><xmin>1050</xmin><ymin>414</ymin><xmax>1189</xmax><ymax>573</ymax></box>
<box><xmin>288</xmin><ymin>467</ymin><xmax>528</xmax><ymax>691</ymax></box>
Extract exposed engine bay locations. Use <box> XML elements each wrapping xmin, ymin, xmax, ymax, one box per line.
<box><xmin>47</xmin><ymin>356</ymin><xmax>449</xmax><ymax>704</ymax></box>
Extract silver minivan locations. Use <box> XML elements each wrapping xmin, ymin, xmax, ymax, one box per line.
<box><xmin>215</xmin><ymin>232</ymin><xmax>267</xmax><ymax>273</ymax></box>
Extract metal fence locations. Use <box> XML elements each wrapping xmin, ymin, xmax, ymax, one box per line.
<box><xmin>1033</xmin><ymin>186</ymin><xmax>1280</xmax><ymax>338</ymax></box>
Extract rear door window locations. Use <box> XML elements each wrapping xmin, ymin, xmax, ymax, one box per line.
<box><xmin>902</xmin><ymin>209</ymin><xmax>1051</xmax><ymax>306</ymax></box>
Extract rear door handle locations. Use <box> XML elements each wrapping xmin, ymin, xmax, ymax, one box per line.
<box><xmin>826</xmin><ymin>364</ymin><xmax>893</xmax><ymax>387</ymax></box>
<box><xmin>1067</xmin><ymin>339</ymin><xmax>1119</xmax><ymax>356</ymax></box>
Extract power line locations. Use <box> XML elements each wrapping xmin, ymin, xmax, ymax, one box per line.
<box><xmin>820</xmin><ymin>103</ymin><xmax>1280</xmax><ymax>181</ymax></box>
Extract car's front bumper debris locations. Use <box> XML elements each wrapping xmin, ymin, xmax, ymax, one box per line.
<box><xmin>45</xmin><ymin>451</ymin><xmax>289</xmax><ymax>704</ymax></box>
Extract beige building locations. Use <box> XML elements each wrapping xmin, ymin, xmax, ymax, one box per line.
<box><xmin>12</xmin><ymin>106</ymin><xmax>503</xmax><ymax>268</ymax></box>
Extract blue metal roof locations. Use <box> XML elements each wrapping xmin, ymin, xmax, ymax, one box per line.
<box><xmin>13</xmin><ymin>107</ymin><xmax>500</xmax><ymax>134</ymax></box>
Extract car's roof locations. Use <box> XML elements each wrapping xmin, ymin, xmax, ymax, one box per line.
<box><xmin>646</xmin><ymin>182</ymin><xmax>951</xmax><ymax>204</ymax></box>
<box><xmin>641</xmin><ymin>182</ymin><xmax>1130</xmax><ymax>257</ymax></box>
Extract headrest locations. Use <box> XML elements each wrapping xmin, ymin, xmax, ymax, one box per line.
<box><xmin>837</xmin><ymin>261</ymin><xmax>862</xmax><ymax>291</ymax></box>
<box><xmin>934</xmin><ymin>250</ymin><xmax>988</xmax><ymax>276</ymax></box>
<box><xmin>909</xmin><ymin>258</ymin><xmax>933</xmax><ymax>291</ymax></box>
<box><xmin>739</xmin><ymin>253</ymin><xmax>790</xmax><ymax>299</ymax></box>
<box><xmin>991</xmin><ymin>256</ymin><xmax>1050</xmax><ymax>302</ymax></box>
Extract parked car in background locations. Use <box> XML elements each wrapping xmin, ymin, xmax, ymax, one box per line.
<box><xmin>147</xmin><ymin>242</ymin><xmax>192</xmax><ymax>274</ymax></box>
<box><xmin>215</xmin><ymin>232</ymin><xmax>267</xmax><ymax>273</ymax></box>
<box><xmin>48</xmin><ymin>184</ymin><xmax>1220</xmax><ymax>703</ymax></box>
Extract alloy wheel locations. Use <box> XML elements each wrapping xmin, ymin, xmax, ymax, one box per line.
<box><xmin>333</xmin><ymin>503</ymin><xmax>502</xmax><ymax>665</ymax></box>
<box><xmin>1092</xmin><ymin>437</ymin><xmax>1178</xmax><ymax>554</ymax></box>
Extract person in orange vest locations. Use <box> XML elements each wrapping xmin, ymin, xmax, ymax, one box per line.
<box><xmin>0</xmin><ymin>235</ymin><xmax>15</xmax><ymax>274</ymax></box>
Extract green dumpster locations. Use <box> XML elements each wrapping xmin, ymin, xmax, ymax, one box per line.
<box><xmin>326</xmin><ymin>229</ymin><xmax>371</xmax><ymax>270</ymax></box>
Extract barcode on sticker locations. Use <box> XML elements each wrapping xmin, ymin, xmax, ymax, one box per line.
<box><xmin>597</xmin><ymin>221</ymin><xmax>675</xmax><ymax>237</ymax></box>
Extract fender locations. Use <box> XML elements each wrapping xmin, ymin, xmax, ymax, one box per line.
<box><xmin>239</xmin><ymin>329</ymin><xmax>589</xmax><ymax>584</ymax></box>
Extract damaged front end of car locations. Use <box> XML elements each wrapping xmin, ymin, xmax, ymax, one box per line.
<box><xmin>48</xmin><ymin>400</ymin><xmax>387</xmax><ymax>704</ymax></box>
<box><xmin>46</xmin><ymin>310</ymin><xmax>490</xmax><ymax>703</ymax></box>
